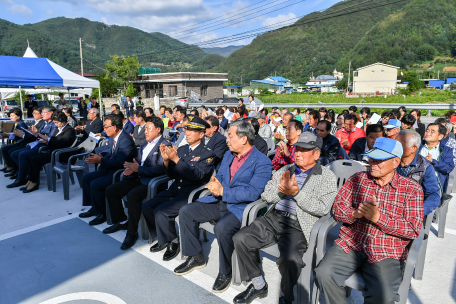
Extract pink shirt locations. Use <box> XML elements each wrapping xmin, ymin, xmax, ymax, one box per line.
<box><xmin>230</xmin><ymin>146</ymin><xmax>254</xmax><ymax>183</ymax></box>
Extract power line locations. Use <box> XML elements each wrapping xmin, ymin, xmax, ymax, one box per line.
<box><xmin>83</xmin><ymin>58</ymin><xmax>107</xmax><ymax>72</ymax></box>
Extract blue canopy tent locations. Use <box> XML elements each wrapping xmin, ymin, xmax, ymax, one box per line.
<box><xmin>0</xmin><ymin>55</ymin><xmax>100</xmax><ymax>116</ymax></box>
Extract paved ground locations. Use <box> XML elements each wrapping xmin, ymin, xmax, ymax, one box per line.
<box><xmin>0</xmin><ymin>158</ymin><xmax>455</xmax><ymax>304</ymax></box>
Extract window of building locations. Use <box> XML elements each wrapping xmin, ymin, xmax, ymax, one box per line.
<box><xmin>354</xmin><ymin>72</ymin><xmax>358</xmax><ymax>77</ymax></box>
<box><xmin>371</xmin><ymin>70</ymin><xmax>375</xmax><ymax>73</ymax></box>
<box><xmin>201</xmin><ymin>85</ymin><xmax>208</xmax><ymax>96</ymax></box>
<box><xmin>381</xmin><ymin>70</ymin><xmax>384</xmax><ymax>73</ymax></box>
<box><xmin>70</xmin><ymin>93</ymin><xmax>78</xmax><ymax>97</ymax></box>
<box><xmin>230</xmin><ymin>89</ymin><xmax>235</xmax><ymax>95</ymax></box>
<box><xmin>170</xmin><ymin>86</ymin><xmax>178</xmax><ymax>97</ymax></box>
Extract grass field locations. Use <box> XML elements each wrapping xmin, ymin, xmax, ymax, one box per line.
<box><xmin>257</xmin><ymin>89</ymin><xmax>456</xmax><ymax>116</ymax></box>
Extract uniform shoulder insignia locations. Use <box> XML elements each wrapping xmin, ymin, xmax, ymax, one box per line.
<box><xmin>207</xmin><ymin>158</ymin><xmax>213</xmax><ymax>164</ymax></box>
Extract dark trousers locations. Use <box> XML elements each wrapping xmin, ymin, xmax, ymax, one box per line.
<box><xmin>82</xmin><ymin>169</ymin><xmax>114</xmax><ymax>215</ymax></box>
<box><xmin>314</xmin><ymin>243</ymin><xmax>402</xmax><ymax>304</ymax></box>
<box><xmin>180</xmin><ymin>201</ymin><xmax>241</xmax><ymax>275</ymax></box>
<box><xmin>11</xmin><ymin>147</ymin><xmax>38</xmax><ymax>179</ymax></box>
<box><xmin>2</xmin><ymin>144</ymin><xmax>22</xmax><ymax>168</ymax></box>
<box><xmin>126</xmin><ymin>108</ymin><xmax>134</xmax><ymax>118</ymax></box>
<box><xmin>233</xmin><ymin>211</ymin><xmax>307</xmax><ymax>302</ymax></box>
<box><xmin>142</xmin><ymin>190</ymin><xmax>189</xmax><ymax>245</ymax></box>
<box><xmin>27</xmin><ymin>153</ymin><xmax>52</xmax><ymax>183</ymax></box>
<box><xmin>105</xmin><ymin>178</ymin><xmax>148</xmax><ymax>235</ymax></box>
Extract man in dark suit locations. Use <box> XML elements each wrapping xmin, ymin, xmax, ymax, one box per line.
<box><xmin>78</xmin><ymin>114</ymin><xmax>137</xmax><ymax>225</ymax></box>
<box><xmin>203</xmin><ymin>116</ymin><xmax>228</xmax><ymax>166</ymax></box>
<box><xmin>348</xmin><ymin>124</ymin><xmax>384</xmax><ymax>162</ymax></box>
<box><xmin>104</xmin><ymin>116</ymin><xmax>171</xmax><ymax>249</ymax></box>
<box><xmin>22</xmin><ymin>112</ymin><xmax>76</xmax><ymax>193</ymax></box>
<box><xmin>216</xmin><ymin>108</ymin><xmax>228</xmax><ymax>130</ymax></box>
<box><xmin>98</xmin><ymin>111</ymin><xmax>134</xmax><ymax>137</ymax></box>
<box><xmin>7</xmin><ymin>106</ymin><xmax>57</xmax><ymax>188</ymax></box>
<box><xmin>25</xmin><ymin>95</ymin><xmax>38</xmax><ymax>118</ymax></box>
<box><xmin>75</xmin><ymin>108</ymin><xmax>103</xmax><ymax>141</ymax></box>
<box><xmin>30</xmin><ymin>107</ymin><xmax>45</xmax><ymax>131</ymax></box>
<box><xmin>174</xmin><ymin>120</ymin><xmax>272</xmax><ymax>293</ymax></box>
<box><xmin>132</xmin><ymin>109</ymin><xmax>146</xmax><ymax>147</ymax></box>
<box><xmin>124</xmin><ymin>96</ymin><xmax>135</xmax><ymax>118</ymax></box>
<box><xmin>1</xmin><ymin>108</ymin><xmax>28</xmax><ymax>172</ymax></box>
<box><xmin>146</xmin><ymin>114</ymin><xmax>216</xmax><ymax>261</ymax></box>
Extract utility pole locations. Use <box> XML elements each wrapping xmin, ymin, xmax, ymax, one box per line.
<box><xmin>241</xmin><ymin>75</ymin><xmax>242</xmax><ymax>85</ymax></box>
<box><xmin>347</xmin><ymin>61</ymin><xmax>351</xmax><ymax>93</ymax></box>
<box><xmin>79</xmin><ymin>38</ymin><xmax>84</xmax><ymax>77</ymax></box>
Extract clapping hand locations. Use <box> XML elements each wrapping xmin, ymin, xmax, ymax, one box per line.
<box><xmin>354</xmin><ymin>196</ymin><xmax>380</xmax><ymax>223</ymax></box>
<box><xmin>165</xmin><ymin>145</ymin><xmax>179</xmax><ymax>163</ymax></box>
<box><xmin>159</xmin><ymin>144</ymin><xmax>169</xmax><ymax>161</ymax></box>
<box><xmin>123</xmin><ymin>159</ymin><xmax>139</xmax><ymax>176</ymax></box>
<box><xmin>425</xmin><ymin>153</ymin><xmax>433</xmax><ymax>162</ymax></box>
<box><xmin>277</xmin><ymin>170</ymin><xmax>299</xmax><ymax>196</ymax></box>
<box><xmin>86</xmin><ymin>153</ymin><xmax>103</xmax><ymax>164</ymax></box>
<box><xmin>31</xmin><ymin>125</ymin><xmax>38</xmax><ymax>136</ymax></box>
<box><xmin>206</xmin><ymin>176</ymin><xmax>224</xmax><ymax>197</ymax></box>
<box><xmin>277</xmin><ymin>141</ymin><xmax>290</xmax><ymax>156</ymax></box>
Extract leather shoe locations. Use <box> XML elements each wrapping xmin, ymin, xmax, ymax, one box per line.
<box><xmin>79</xmin><ymin>208</ymin><xmax>95</xmax><ymax>218</ymax></box>
<box><xmin>19</xmin><ymin>185</ymin><xmax>28</xmax><ymax>191</ymax></box>
<box><xmin>23</xmin><ymin>184</ymin><xmax>39</xmax><ymax>193</ymax></box>
<box><xmin>89</xmin><ymin>214</ymin><xmax>106</xmax><ymax>226</ymax></box>
<box><xmin>6</xmin><ymin>178</ymin><xmax>27</xmax><ymax>188</ymax></box>
<box><xmin>212</xmin><ymin>272</ymin><xmax>232</xmax><ymax>293</ymax></box>
<box><xmin>163</xmin><ymin>241</ymin><xmax>180</xmax><ymax>261</ymax></box>
<box><xmin>233</xmin><ymin>283</ymin><xmax>268</xmax><ymax>304</ymax></box>
<box><xmin>103</xmin><ymin>222</ymin><xmax>128</xmax><ymax>234</ymax></box>
<box><xmin>10</xmin><ymin>173</ymin><xmax>18</xmax><ymax>180</ymax></box>
<box><xmin>120</xmin><ymin>233</ymin><xmax>138</xmax><ymax>250</ymax></box>
<box><xmin>279</xmin><ymin>296</ymin><xmax>292</xmax><ymax>304</ymax></box>
<box><xmin>174</xmin><ymin>255</ymin><xmax>206</xmax><ymax>275</ymax></box>
<box><xmin>150</xmin><ymin>242</ymin><xmax>170</xmax><ymax>253</ymax></box>
<box><xmin>4</xmin><ymin>170</ymin><xmax>17</xmax><ymax>177</ymax></box>
<box><xmin>0</xmin><ymin>167</ymin><xmax>8</xmax><ymax>172</ymax></box>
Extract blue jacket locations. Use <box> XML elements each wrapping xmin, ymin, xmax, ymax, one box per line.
<box><xmin>25</xmin><ymin>121</ymin><xmax>57</xmax><ymax>149</ymax></box>
<box><xmin>123</xmin><ymin>119</ymin><xmax>134</xmax><ymax>135</ymax></box>
<box><xmin>397</xmin><ymin>153</ymin><xmax>441</xmax><ymax>215</ymax></box>
<box><xmin>319</xmin><ymin>133</ymin><xmax>340</xmax><ymax>165</ymax></box>
<box><xmin>128</xmin><ymin>136</ymin><xmax>171</xmax><ymax>185</ymax></box>
<box><xmin>197</xmin><ymin>147</ymin><xmax>272</xmax><ymax>222</ymax></box>
<box><xmin>419</xmin><ymin>141</ymin><xmax>455</xmax><ymax>193</ymax></box>
<box><xmin>98</xmin><ymin>131</ymin><xmax>137</xmax><ymax>172</ymax></box>
<box><xmin>11</xmin><ymin>120</ymin><xmax>28</xmax><ymax>141</ymax></box>
<box><xmin>123</xmin><ymin>100</ymin><xmax>135</xmax><ymax>111</ymax></box>
<box><xmin>220</xmin><ymin>117</ymin><xmax>228</xmax><ymax>130</ymax></box>
<box><xmin>203</xmin><ymin>132</ymin><xmax>229</xmax><ymax>166</ymax></box>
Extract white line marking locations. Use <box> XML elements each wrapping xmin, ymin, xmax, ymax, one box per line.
<box><xmin>79</xmin><ymin>217</ymin><xmax>261</xmax><ymax>304</ymax></box>
<box><xmin>0</xmin><ymin>214</ymin><xmax>78</xmax><ymax>242</ymax></box>
<box><xmin>431</xmin><ymin>224</ymin><xmax>456</xmax><ymax>236</ymax></box>
<box><xmin>39</xmin><ymin>292</ymin><xmax>126</xmax><ymax>304</ymax></box>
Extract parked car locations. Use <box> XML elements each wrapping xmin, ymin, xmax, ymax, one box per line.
<box><xmin>35</xmin><ymin>100</ymin><xmax>51</xmax><ymax>107</ymax></box>
<box><xmin>52</xmin><ymin>99</ymin><xmax>80</xmax><ymax>115</ymax></box>
<box><xmin>1</xmin><ymin>99</ymin><xmax>20</xmax><ymax>112</ymax></box>
<box><xmin>174</xmin><ymin>97</ymin><xmax>189</xmax><ymax>108</ymax></box>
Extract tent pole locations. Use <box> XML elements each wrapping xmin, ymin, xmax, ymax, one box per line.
<box><xmin>98</xmin><ymin>86</ymin><xmax>102</xmax><ymax>119</ymax></box>
<box><xmin>19</xmin><ymin>86</ymin><xmax>24</xmax><ymax>119</ymax></box>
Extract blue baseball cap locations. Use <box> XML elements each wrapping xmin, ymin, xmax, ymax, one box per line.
<box><xmin>361</xmin><ymin>137</ymin><xmax>403</xmax><ymax>160</ymax></box>
<box><xmin>384</xmin><ymin>119</ymin><xmax>401</xmax><ymax>129</ymax></box>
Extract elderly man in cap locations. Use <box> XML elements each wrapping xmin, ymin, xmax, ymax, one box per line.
<box><xmin>315</xmin><ymin>137</ymin><xmax>424</xmax><ymax>304</ymax></box>
<box><xmin>174</xmin><ymin>120</ymin><xmax>272</xmax><ymax>294</ymax></box>
<box><xmin>256</xmin><ymin>112</ymin><xmax>272</xmax><ymax>139</ymax></box>
<box><xmin>384</xmin><ymin>118</ymin><xmax>401</xmax><ymax>140</ymax></box>
<box><xmin>25</xmin><ymin>94</ymin><xmax>37</xmax><ymax>118</ymax></box>
<box><xmin>145</xmin><ymin>114</ymin><xmax>216</xmax><ymax>261</ymax></box>
<box><xmin>232</xmin><ymin>132</ymin><xmax>337</xmax><ymax>304</ymax></box>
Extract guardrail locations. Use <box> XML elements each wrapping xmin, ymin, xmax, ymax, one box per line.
<box><xmin>189</xmin><ymin>102</ymin><xmax>456</xmax><ymax>110</ymax></box>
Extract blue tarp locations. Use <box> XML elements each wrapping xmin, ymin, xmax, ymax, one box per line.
<box><xmin>0</xmin><ymin>55</ymin><xmax>99</xmax><ymax>89</ymax></box>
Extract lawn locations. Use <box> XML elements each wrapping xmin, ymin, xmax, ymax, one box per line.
<box><xmin>256</xmin><ymin>90</ymin><xmax>456</xmax><ymax>116</ymax></box>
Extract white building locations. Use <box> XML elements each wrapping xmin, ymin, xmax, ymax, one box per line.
<box><xmin>306</xmin><ymin>75</ymin><xmax>338</xmax><ymax>86</ymax></box>
<box><xmin>352</xmin><ymin>63</ymin><xmax>400</xmax><ymax>95</ymax></box>
<box><xmin>333</xmin><ymin>69</ymin><xmax>344</xmax><ymax>80</ymax></box>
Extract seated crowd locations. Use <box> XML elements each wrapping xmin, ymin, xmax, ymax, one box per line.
<box><xmin>2</xmin><ymin>100</ymin><xmax>455</xmax><ymax>304</ymax></box>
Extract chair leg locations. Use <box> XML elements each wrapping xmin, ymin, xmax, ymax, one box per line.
<box><xmin>106</xmin><ymin>198</ymin><xmax>113</xmax><ymax>225</ymax></box>
<box><xmin>414</xmin><ymin>233</ymin><xmax>429</xmax><ymax>280</ymax></box>
<box><xmin>231</xmin><ymin>250</ymin><xmax>242</xmax><ymax>286</ymax></box>
<box><xmin>69</xmin><ymin>171</ymin><xmax>75</xmax><ymax>185</ymax></box>
<box><xmin>203</xmin><ymin>229</ymin><xmax>208</xmax><ymax>242</ymax></box>
<box><xmin>62</xmin><ymin>171</ymin><xmax>70</xmax><ymax>201</ymax></box>
<box><xmin>438</xmin><ymin>203</ymin><xmax>449</xmax><ymax>238</ymax></box>
<box><xmin>75</xmin><ymin>170</ymin><xmax>84</xmax><ymax>188</ymax></box>
<box><xmin>52</xmin><ymin>169</ymin><xmax>57</xmax><ymax>192</ymax></box>
<box><xmin>140</xmin><ymin>214</ymin><xmax>150</xmax><ymax>241</ymax></box>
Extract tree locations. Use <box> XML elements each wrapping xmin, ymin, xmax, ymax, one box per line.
<box><xmin>336</xmin><ymin>77</ymin><xmax>347</xmax><ymax>90</ymax></box>
<box><xmin>402</xmin><ymin>71</ymin><xmax>425</xmax><ymax>92</ymax></box>
<box><xmin>450</xmin><ymin>82</ymin><xmax>456</xmax><ymax>90</ymax></box>
<box><xmin>13</xmin><ymin>90</ymin><xmax>27</xmax><ymax>103</ymax></box>
<box><xmin>96</xmin><ymin>72</ymin><xmax>120</xmax><ymax>97</ymax></box>
<box><xmin>451</xmin><ymin>40</ymin><xmax>456</xmax><ymax>57</ymax></box>
<box><xmin>416</xmin><ymin>44</ymin><xmax>436</xmax><ymax>62</ymax></box>
<box><xmin>126</xmin><ymin>83</ymin><xmax>137</xmax><ymax>97</ymax></box>
<box><xmin>105</xmin><ymin>55</ymin><xmax>140</xmax><ymax>93</ymax></box>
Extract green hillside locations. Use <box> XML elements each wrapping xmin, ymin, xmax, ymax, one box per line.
<box><xmin>0</xmin><ymin>17</ymin><xmax>219</xmax><ymax>74</ymax></box>
<box><xmin>202</xmin><ymin>45</ymin><xmax>245</xmax><ymax>57</ymax></box>
<box><xmin>213</xmin><ymin>0</ymin><xmax>456</xmax><ymax>83</ymax></box>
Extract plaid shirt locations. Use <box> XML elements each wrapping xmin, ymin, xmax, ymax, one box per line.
<box><xmin>333</xmin><ymin>172</ymin><xmax>424</xmax><ymax>262</ymax></box>
<box><xmin>272</xmin><ymin>142</ymin><xmax>296</xmax><ymax>170</ymax></box>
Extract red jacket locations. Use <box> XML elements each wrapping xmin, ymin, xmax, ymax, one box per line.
<box><xmin>335</xmin><ymin>127</ymin><xmax>366</xmax><ymax>154</ymax></box>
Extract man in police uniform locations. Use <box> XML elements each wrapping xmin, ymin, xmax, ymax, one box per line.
<box><xmin>143</xmin><ymin>114</ymin><xmax>216</xmax><ymax>261</ymax></box>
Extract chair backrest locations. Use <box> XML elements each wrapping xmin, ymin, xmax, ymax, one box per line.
<box><xmin>327</xmin><ymin>160</ymin><xmax>366</xmax><ymax>190</ymax></box>
<box><xmin>99</xmin><ymin>138</ymin><xmax>109</xmax><ymax>147</ymax></box>
<box><xmin>266</xmin><ymin>137</ymin><xmax>275</xmax><ymax>152</ymax></box>
<box><xmin>78</xmin><ymin>137</ymin><xmax>97</xmax><ymax>153</ymax></box>
<box><xmin>337</xmin><ymin>145</ymin><xmax>348</xmax><ymax>160</ymax></box>
<box><xmin>70</xmin><ymin>138</ymin><xmax>78</xmax><ymax>148</ymax></box>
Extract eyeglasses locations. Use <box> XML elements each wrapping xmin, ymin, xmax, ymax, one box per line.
<box><xmin>103</xmin><ymin>125</ymin><xmax>115</xmax><ymax>130</ymax></box>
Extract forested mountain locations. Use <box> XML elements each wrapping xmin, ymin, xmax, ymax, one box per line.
<box><xmin>213</xmin><ymin>0</ymin><xmax>456</xmax><ymax>83</ymax></box>
<box><xmin>202</xmin><ymin>45</ymin><xmax>245</xmax><ymax>57</ymax></box>
<box><xmin>0</xmin><ymin>17</ymin><xmax>220</xmax><ymax>74</ymax></box>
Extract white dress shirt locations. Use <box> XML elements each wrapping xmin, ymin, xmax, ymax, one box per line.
<box><xmin>141</xmin><ymin>136</ymin><xmax>161</xmax><ymax>166</ymax></box>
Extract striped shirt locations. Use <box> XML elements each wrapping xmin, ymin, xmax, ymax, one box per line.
<box><xmin>275</xmin><ymin>167</ymin><xmax>311</xmax><ymax>214</ymax></box>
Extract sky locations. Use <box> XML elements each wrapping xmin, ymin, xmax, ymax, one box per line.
<box><xmin>0</xmin><ymin>0</ymin><xmax>341</xmax><ymax>47</ymax></box>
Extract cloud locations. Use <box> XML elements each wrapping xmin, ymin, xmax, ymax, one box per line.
<box><xmin>46</xmin><ymin>10</ymin><xmax>54</xmax><ymax>15</ymax></box>
<box><xmin>262</xmin><ymin>12</ymin><xmax>296</xmax><ymax>28</ymax></box>
<box><xmin>9</xmin><ymin>3</ymin><xmax>33</xmax><ymax>16</ymax></box>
